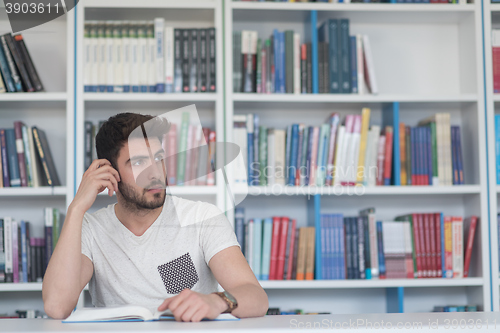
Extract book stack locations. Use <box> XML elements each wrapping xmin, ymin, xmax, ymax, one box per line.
<box><xmin>83</xmin><ymin>20</ymin><xmax>216</xmax><ymax>93</ymax></box>
<box><xmin>235</xmin><ymin>207</ymin><xmax>478</xmax><ymax>280</ymax></box>
<box><xmin>0</xmin><ymin>123</ymin><xmax>61</xmax><ymax>188</ymax></box>
<box><xmin>84</xmin><ymin>113</ymin><xmax>216</xmax><ymax>186</ymax></box>
<box><xmin>0</xmin><ymin>208</ymin><xmax>61</xmax><ymax>283</ymax></box>
<box><xmin>432</xmin><ymin>305</ymin><xmax>478</xmax><ymax>312</ymax></box>
<box><xmin>233</xmin><ymin>20</ymin><xmax>377</xmax><ymax>95</ymax></box>
<box><xmin>235</xmin><ymin>111</ymin><xmax>464</xmax><ymax>187</ymax></box>
<box><xmin>0</xmin><ymin>33</ymin><xmax>44</xmax><ymax>94</ymax></box>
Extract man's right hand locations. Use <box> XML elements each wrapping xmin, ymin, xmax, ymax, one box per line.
<box><xmin>69</xmin><ymin>159</ymin><xmax>121</xmax><ymax>214</ymax></box>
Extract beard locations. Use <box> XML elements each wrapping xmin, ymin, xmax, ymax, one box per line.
<box><xmin>118</xmin><ymin>180</ymin><xmax>166</xmax><ymax>212</ymax></box>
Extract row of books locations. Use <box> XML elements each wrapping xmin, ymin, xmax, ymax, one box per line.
<box><xmin>0</xmin><ymin>123</ymin><xmax>61</xmax><ymax>188</ymax></box>
<box><xmin>84</xmin><ymin>114</ymin><xmax>217</xmax><ymax>186</ymax></box>
<box><xmin>0</xmin><ymin>208</ymin><xmax>61</xmax><ymax>283</ymax></box>
<box><xmin>83</xmin><ymin>20</ymin><xmax>216</xmax><ymax>93</ymax></box>
<box><xmin>0</xmin><ymin>310</ymin><xmax>44</xmax><ymax>319</ymax></box>
<box><xmin>233</xmin><ymin>20</ymin><xmax>377</xmax><ymax>95</ymax></box>
<box><xmin>0</xmin><ymin>33</ymin><xmax>43</xmax><ymax>93</ymax></box>
<box><xmin>235</xmin><ymin>0</ymin><xmax>466</xmax><ymax>3</ymax></box>
<box><xmin>235</xmin><ymin>207</ymin><xmax>478</xmax><ymax>280</ymax></box>
<box><xmin>234</xmin><ymin>111</ymin><xmax>463</xmax><ymax>186</ymax></box>
<box><xmin>432</xmin><ymin>305</ymin><xmax>478</xmax><ymax>312</ymax></box>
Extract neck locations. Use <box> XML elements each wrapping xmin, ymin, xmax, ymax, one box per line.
<box><xmin>114</xmin><ymin>197</ymin><xmax>163</xmax><ymax>237</ymax></box>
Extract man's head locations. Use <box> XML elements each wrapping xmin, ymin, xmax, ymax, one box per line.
<box><xmin>96</xmin><ymin>112</ymin><xmax>171</xmax><ymax>212</ymax></box>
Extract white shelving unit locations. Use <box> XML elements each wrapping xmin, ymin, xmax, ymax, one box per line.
<box><xmin>0</xmin><ymin>6</ymin><xmax>75</xmax><ymax>316</ymax></box>
<box><xmin>483</xmin><ymin>0</ymin><xmax>500</xmax><ymax>313</ymax></box>
<box><xmin>2</xmin><ymin>0</ymin><xmax>500</xmax><ymax>318</ymax></box>
<box><xmin>224</xmin><ymin>0</ymin><xmax>491</xmax><ymax>314</ymax></box>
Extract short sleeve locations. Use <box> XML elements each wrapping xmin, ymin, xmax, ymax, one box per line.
<box><xmin>199</xmin><ymin>204</ymin><xmax>240</xmax><ymax>264</ymax></box>
<box><xmin>81</xmin><ymin>213</ymin><xmax>94</xmax><ymax>262</ymax></box>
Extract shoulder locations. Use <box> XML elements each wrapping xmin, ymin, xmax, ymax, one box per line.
<box><xmin>83</xmin><ymin>204</ymin><xmax>115</xmax><ymax>229</ymax></box>
<box><xmin>169</xmin><ymin>195</ymin><xmax>224</xmax><ymax>227</ymax></box>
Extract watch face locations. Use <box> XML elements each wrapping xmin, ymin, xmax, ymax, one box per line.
<box><xmin>223</xmin><ymin>291</ymin><xmax>237</xmax><ymax>304</ymax></box>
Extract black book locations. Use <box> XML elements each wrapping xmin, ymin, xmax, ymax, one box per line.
<box><xmin>3</xmin><ymin>33</ymin><xmax>34</xmax><ymax>92</ymax></box>
<box><xmin>0</xmin><ymin>35</ymin><xmax>23</xmax><ymax>92</ymax></box>
<box><xmin>198</xmin><ymin>29</ymin><xmax>207</xmax><ymax>92</ymax></box>
<box><xmin>318</xmin><ymin>42</ymin><xmax>324</xmax><ymax>93</ymax></box>
<box><xmin>207</xmin><ymin>28</ymin><xmax>216</xmax><ymax>92</ymax></box>
<box><xmin>35</xmin><ymin>240</ymin><xmax>43</xmax><ymax>281</ymax></box>
<box><xmin>30</xmin><ymin>237</ymin><xmax>37</xmax><ymax>283</ymax></box>
<box><xmin>32</xmin><ymin>127</ymin><xmax>61</xmax><ymax>186</ymax></box>
<box><xmin>25</xmin><ymin>221</ymin><xmax>31</xmax><ymax>282</ymax></box>
<box><xmin>14</xmin><ymin>34</ymin><xmax>44</xmax><ymax>92</ymax></box>
<box><xmin>173</xmin><ymin>29</ymin><xmax>183</xmax><ymax>93</ymax></box>
<box><xmin>0</xmin><ymin>219</ymin><xmax>4</xmax><ymax>283</ymax></box>
<box><xmin>181</xmin><ymin>29</ymin><xmax>190</xmax><ymax>92</ymax></box>
<box><xmin>189</xmin><ymin>29</ymin><xmax>198</xmax><ymax>92</ymax></box>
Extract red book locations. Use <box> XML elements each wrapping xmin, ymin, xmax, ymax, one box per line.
<box><xmin>13</xmin><ymin>121</ymin><xmax>28</xmax><ymax>187</ymax></box>
<box><xmin>493</xmin><ymin>32</ymin><xmax>500</xmax><ymax>93</ymax></box>
<box><xmin>435</xmin><ymin>213</ymin><xmax>443</xmax><ymax>278</ymax></box>
<box><xmin>376</xmin><ymin>135</ymin><xmax>386</xmax><ymax>186</ymax></box>
<box><xmin>276</xmin><ymin>217</ymin><xmax>289</xmax><ymax>280</ymax></box>
<box><xmin>422</xmin><ymin>213</ymin><xmax>432</xmax><ymax>278</ymax></box>
<box><xmin>268</xmin><ymin>217</ymin><xmax>282</xmax><ymax>280</ymax></box>
<box><xmin>206</xmin><ymin>131</ymin><xmax>216</xmax><ymax>186</ymax></box>
<box><xmin>383</xmin><ymin>126</ymin><xmax>393</xmax><ymax>185</ymax></box>
<box><xmin>444</xmin><ymin>216</ymin><xmax>453</xmax><ymax>278</ymax></box>
<box><xmin>286</xmin><ymin>219</ymin><xmax>297</xmax><ymax>280</ymax></box>
<box><xmin>463</xmin><ymin>216</ymin><xmax>478</xmax><ymax>278</ymax></box>
<box><xmin>417</xmin><ymin>214</ymin><xmax>427</xmax><ymax>278</ymax></box>
<box><xmin>428</xmin><ymin>213</ymin><xmax>437</xmax><ymax>278</ymax></box>
<box><xmin>411</xmin><ymin>213</ymin><xmax>422</xmax><ymax>278</ymax></box>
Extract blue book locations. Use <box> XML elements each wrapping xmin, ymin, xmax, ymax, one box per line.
<box><xmin>260</xmin><ymin>218</ymin><xmax>273</xmax><ymax>280</ymax></box>
<box><xmin>382</xmin><ymin>103</ymin><xmax>400</xmax><ymax>185</ymax></box>
<box><xmin>451</xmin><ymin>127</ymin><xmax>458</xmax><ymax>185</ymax></box>
<box><xmin>326</xmin><ymin>215</ymin><xmax>332</xmax><ymax>280</ymax></box>
<box><xmin>338</xmin><ymin>215</ymin><xmax>345</xmax><ymax>279</ymax></box>
<box><xmin>320</xmin><ymin>215</ymin><xmax>327</xmax><ymax>279</ymax></box>
<box><xmin>5</xmin><ymin>129</ymin><xmax>21</xmax><ymax>187</ymax></box>
<box><xmin>339</xmin><ymin>19</ymin><xmax>351</xmax><ymax>94</ymax></box>
<box><xmin>305</xmin><ymin>126</ymin><xmax>314</xmax><ymax>185</ymax></box>
<box><xmin>344</xmin><ymin>217</ymin><xmax>352</xmax><ymax>279</ymax></box>
<box><xmin>285</xmin><ymin>125</ymin><xmax>292</xmax><ymax>185</ymax></box>
<box><xmin>455</xmin><ymin>126</ymin><xmax>464</xmax><ymax>184</ymax></box>
<box><xmin>288</xmin><ymin>124</ymin><xmax>299</xmax><ymax>186</ymax></box>
<box><xmin>351</xmin><ymin>217</ymin><xmax>359</xmax><ymax>279</ymax></box>
<box><xmin>0</xmin><ymin>129</ymin><xmax>10</xmax><ymax>187</ymax></box>
<box><xmin>376</xmin><ymin>221</ymin><xmax>386</xmax><ymax>278</ymax></box>
<box><xmin>350</xmin><ymin>36</ymin><xmax>358</xmax><ymax>94</ymax></box>
<box><xmin>419</xmin><ymin>127</ymin><xmax>426</xmax><ymax>185</ymax></box>
<box><xmin>279</xmin><ymin>31</ymin><xmax>286</xmax><ymax>93</ymax></box>
<box><xmin>273</xmin><ymin>29</ymin><xmax>280</xmax><ymax>93</ymax></box>
<box><xmin>496</xmin><ymin>115</ymin><xmax>500</xmax><ymax>184</ymax></box>
<box><xmin>234</xmin><ymin>207</ymin><xmax>245</xmax><ymax>255</ymax></box>
<box><xmin>411</xmin><ymin>127</ymin><xmax>418</xmax><ymax>185</ymax></box>
<box><xmin>0</xmin><ymin>44</ymin><xmax>15</xmax><ymax>92</ymax></box>
<box><xmin>20</xmin><ymin>220</ymin><xmax>28</xmax><ymax>283</ymax></box>
<box><xmin>329</xmin><ymin>215</ymin><xmax>336</xmax><ymax>280</ymax></box>
<box><xmin>252</xmin><ymin>218</ymin><xmax>263</xmax><ymax>280</ymax></box>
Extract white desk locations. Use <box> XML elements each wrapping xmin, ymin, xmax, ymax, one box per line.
<box><xmin>2</xmin><ymin>312</ymin><xmax>500</xmax><ymax>333</ymax></box>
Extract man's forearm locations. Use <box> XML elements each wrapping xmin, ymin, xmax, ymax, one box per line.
<box><xmin>225</xmin><ymin>283</ymin><xmax>269</xmax><ymax>318</ymax></box>
<box><xmin>42</xmin><ymin>206</ymin><xmax>87</xmax><ymax>318</ymax></box>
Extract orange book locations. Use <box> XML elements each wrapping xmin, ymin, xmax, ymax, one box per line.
<box><xmin>305</xmin><ymin>227</ymin><xmax>316</xmax><ymax>280</ymax></box>
<box><xmin>443</xmin><ymin>216</ymin><xmax>453</xmax><ymax>278</ymax></box>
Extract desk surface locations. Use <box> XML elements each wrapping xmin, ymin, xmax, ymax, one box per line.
<box><xmin>3</xmin><ymin>312</ymin><xmax>500</xmax><ymax>333</ymax></box>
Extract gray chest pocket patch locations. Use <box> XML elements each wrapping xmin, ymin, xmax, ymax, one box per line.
<box><xmin>157</xmin><ymin>252</ymin><xmax>199</xmax><ymax>294</ymax></box>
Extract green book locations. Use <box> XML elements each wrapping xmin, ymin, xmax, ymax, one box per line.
<box><xmin>177</xmin><ymin>112</ymin><xmax>190</xmax><ymax>185</ymax></box>
<box><xmin>259</xmin><ymin>126</ymin><xmax>267</xmax><ymax>186</ymax></box>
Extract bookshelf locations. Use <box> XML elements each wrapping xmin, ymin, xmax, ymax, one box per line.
<box><xmin>1</xmin><ymin>0</ymin><xmax>499</xmax><ymax>318</ymax></box>
<box><xmin>483</xmin><ymin>0</ymin><xmax>500</xmax><ymax>313</ymax></box>
<box><xmin>224</xmin><ymin>0</ymin><xmax>491</xmax><ymax>314</ymax></box>
<box><xmin>0</xmin><ymin>5</ymin><xmax>75</xmax><ymax>316</ymax></box>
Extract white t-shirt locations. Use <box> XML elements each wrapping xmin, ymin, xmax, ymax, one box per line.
<box><xmin>81</xmin><ymin>195</ymin><xmax>239</xmax><ymax>313</ymax></box>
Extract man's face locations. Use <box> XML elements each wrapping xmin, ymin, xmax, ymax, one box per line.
<box><xmin>116</xmin><ymin>137</ymin><xmax>166</xmax><ymax>211</ymax></box>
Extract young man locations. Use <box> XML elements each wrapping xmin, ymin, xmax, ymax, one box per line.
<box><xmin>42</xmin><ymin>113</ymin><xmax>268</xmax><ymax>321</ymax></box>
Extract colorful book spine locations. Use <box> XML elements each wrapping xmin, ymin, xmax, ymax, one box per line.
<box><xmin>261</xmin><ymin>218</ymin><xmax>273</xmax><ymax>280</ymax></box>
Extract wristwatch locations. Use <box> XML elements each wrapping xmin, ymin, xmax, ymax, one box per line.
<box><xmin>213</xmin><ymin>291</ymin><xmax>238</xmax><ymax>313</ymax></box>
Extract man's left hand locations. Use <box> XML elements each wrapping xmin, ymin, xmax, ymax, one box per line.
<box><xmin>157</xmin><ymin>289</ymin><xmax>228</xmax><ymax>322</ymax></box>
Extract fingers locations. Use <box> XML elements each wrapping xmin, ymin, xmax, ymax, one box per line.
<box><xmin>157</xmin><ymin>297</ymin><xmax>173</xmax><ymax>312</ymax></box>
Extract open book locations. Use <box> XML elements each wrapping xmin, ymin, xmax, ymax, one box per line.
<box><xmin>62</xmin><ymin>305</ymin><xmax>239</xmax><ymax>322</ymax></box>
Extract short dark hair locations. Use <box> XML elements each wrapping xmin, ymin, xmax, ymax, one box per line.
<box><xmin>95</xmin><ymin>112</ymin><xmax>170</xmax><ymax>169</ymax></box>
